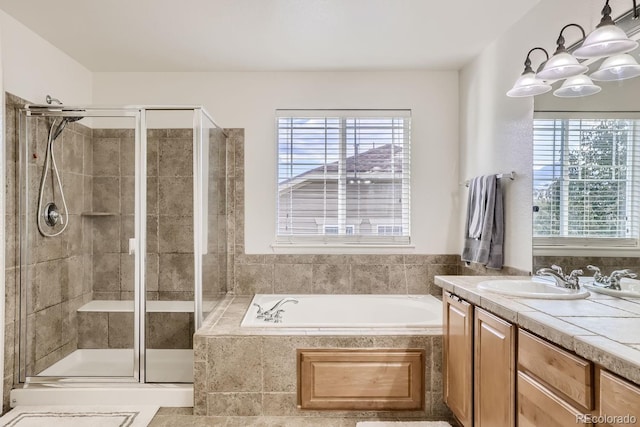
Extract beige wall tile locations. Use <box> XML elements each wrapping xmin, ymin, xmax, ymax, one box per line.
<box><xmin>206</xmin><ymin>337</ymin><xmax>262</xmax><ymax>392</ymax></box>
<box><xmin>92</xmin><ymin>138</ymin><xmax>120</xmax><ymax>176</ymax></box>
<box><xmin>206</xmin><ymin>392</ymin><xmax>262</xmax><ymax>416</ymax></box>
<box><xmin>77</xmin><ymin>312</ymin><xmax>108</xmax><ymax>348</ymax></box>
<box><xmin>158</xmin><ymin>254</ymin><xmax>194</xmax><ymax>292</ymax></box>
<box><xmin>108</xmin><ymin>312</ymin><xmax>134</xmax><ymax>348</ymax></box>
<box><xmin>351</xmin><ymin>265</ymin><xmax>391</xmax><ymax>294</ymax></box>
<box><xmin>274</xmin><ymin>264</ymin><xmax>312</xmax><ymax>294</ymax></box>
<box><xmin>234</xmin><ymin>264</ymin><xmax>274</xmax><ymax>295</ymax></box>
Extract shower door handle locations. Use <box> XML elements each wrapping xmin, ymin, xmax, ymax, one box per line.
<box><xmin>129</xmin><ymin>238</ymin><xmax>136</xmax><ymax>255</ymax></box>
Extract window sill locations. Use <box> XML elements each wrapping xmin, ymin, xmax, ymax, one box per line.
<box><xmin>270</xmin><ymin>243</ymin><xmax>416</xmax><ymax>254</ymax></box>
<box><xmin>534</xmin><ymin>245</ymin><xmax>640</xmax><ymax>257</ymax></box>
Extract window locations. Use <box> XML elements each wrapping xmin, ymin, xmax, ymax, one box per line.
<box><xmin>533</xmin><ymin>115</ymin><xmax>640</xmax><ymax>248</ymax></box>
<box><xmin>276</xmin><ymin>109</ymin><xmax>411</xmax><ymax>245</ymax></box>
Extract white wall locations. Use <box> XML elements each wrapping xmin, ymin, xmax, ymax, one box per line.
<box><xmin>458</xmin><ymin>0</ymin><xmax>602</xmax><ymax>272</ymax></box>
<box><xmin>0</xmin><ymin>10</ymin><xmax>92</xmax><ymax>104</ymax></box>
<box><xmin>93</xmin><ymin>71</ymin><xmax>460</xmax><ymax>254</ymax></box>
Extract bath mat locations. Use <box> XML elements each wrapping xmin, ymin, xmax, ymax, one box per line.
<box><xmin>0</xmin><ymin>405</ymin><xmax>159</xmax><ymax>427</ymax></box>
<box><xmin>356</xmin><ymin>422</ymin><xmax>452</xmax><ymax>427</ymax></box>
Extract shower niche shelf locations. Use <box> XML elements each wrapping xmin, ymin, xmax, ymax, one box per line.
<box><xmin>81</xmin><ymin>211</ymin><xmax>118</xmax><ymax>217</ymax></box>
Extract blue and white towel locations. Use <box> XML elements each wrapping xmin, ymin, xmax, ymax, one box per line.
<box><xmin>461</xmin><ymin>174</ymin><xmax>504</xmax><ymax>269</ymax></box>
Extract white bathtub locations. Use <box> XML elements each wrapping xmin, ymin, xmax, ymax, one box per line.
<box><xmin>240</xmin><ymin>294</ymin><xmax>442</xmax><ymax>328</ymax></box>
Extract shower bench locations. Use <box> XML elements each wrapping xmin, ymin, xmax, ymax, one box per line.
<box><xmin>76</xmin><ymin>300</ymin><xmax>215</xmax><ymax>349</ymax></box>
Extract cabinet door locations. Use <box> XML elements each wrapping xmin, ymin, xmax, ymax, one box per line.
<box><xmin>599</xmin><ymin>369</ymin><xmax>640</xmax><ymax>427</ymax></box>
<box><xmin>443</xmin><ymin>291</ymin><xmax>473</xmax><ymax>427</ymax></box>
<box><xmin>474</xmin><ymin>308</ymin><xmax>515</xmax><ymax>427</ymax></box>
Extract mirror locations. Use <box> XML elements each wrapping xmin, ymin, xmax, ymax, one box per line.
<box><xmin>532</xmin><ymin>43</ymin><xmax>640</xmax><ymax>276</ymax></box>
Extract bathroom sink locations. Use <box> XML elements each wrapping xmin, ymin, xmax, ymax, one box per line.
<box><xmin>582</xmin><ymin>278</ymin><xmax>640</xmax><ymax>298</ymax></box>
<box><xmin>477</xmin><ymin>279</ymin><xmax>590</xmax><ymax>300</ymax></box>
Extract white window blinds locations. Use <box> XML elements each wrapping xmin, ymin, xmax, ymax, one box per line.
<box><xmin>276</xmin><ymin>110</ymin><xmax>411</xmax><ymax>245</ymax></box>
<box><xmin>533</xmin><ymin>115</ymin><xmax>640</xmax><ymax>247</ymax></box>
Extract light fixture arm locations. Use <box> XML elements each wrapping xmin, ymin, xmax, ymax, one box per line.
<box><xmin>522</xmin><ymin>47</ymin><xmax>549</xmax><ymax>74</ymax></box>
<box><xmin>554</xmin><ymin>23</ymin><xmax>587</xmax><ymax>54</ymax></box>
<box><xmin>597</xmin><ymin>0</ymin><xmax>639</xmax><ymax>28</ymax></box>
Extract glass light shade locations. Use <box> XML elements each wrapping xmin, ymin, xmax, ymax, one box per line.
<box><xmin>536</xmin><ymin>51</ymin><xmax>588</xmax><ymax>80</ymax></box>
<box><xmin>506</xmin><ymin>71</ymin><xmax>552</xmax><ymax>97</ymax></box>
<box><xmin>553</xmin><ymin>74</ymin><xmax>602</xmax><ymax>97</ymax></box>
<box><xmin>590</xmin><ymin>54</ymin><xmax>640</xmax><ymax>81</ymax></box>
<box><xmin>574</xmin><ymin>24</ymin><xmax>638</xmax><ymax>58</ymax></box>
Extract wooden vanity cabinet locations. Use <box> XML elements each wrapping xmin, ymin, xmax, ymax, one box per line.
<box><xmin>443</xmin><ymin>291</ymin><xmax>473</xmax><ymax>427</ymax></box>
<box><xmin>443</xmin><ymin>292</ymin><xmax>515</xmax><ymax>427</ymax></box>
<box><xmin>597</xmin><ymin>368</ymin><xmax>640</xmax><ymax>426</ymax></box>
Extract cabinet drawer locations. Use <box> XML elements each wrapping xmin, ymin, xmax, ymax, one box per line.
<box><xmin>518</xmin><ymin>371</ymin><xmax>592</xmax><ymax>427</ymax></box>
<box><xmin>599</xmin><ymin>370</ymin><xmax>640</xmax><ymax>426</ymax></box>
<box><xmin>518</xmin><ymin>329</ymin><xmax>593</xmax><ymax>410</ymax></box>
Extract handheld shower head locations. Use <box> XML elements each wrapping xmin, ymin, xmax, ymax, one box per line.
<box><xmin>51</xmin><ymin>116</ymin><xmax>84</xmax><ymax>141</ymax></box>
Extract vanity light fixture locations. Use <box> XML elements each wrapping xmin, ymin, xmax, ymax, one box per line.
<box><xmin>553</xmin><ymin>74</ymin><xmax>602</xmax><ymax>97</ymax></box>
<box><xmin>573</xmin><ymin>0</ymin><xmax>639</xmax><ymax>59</ymax></box>
<box><xmin>590</xmin><ymin>53</ymin><xmax>640</xmax><ymax>81</ymax></box>
<box><xmin>537</xmin><ymin>24</ymin><xmax>588</xmax><ymax>80</ymax></box>
<box><xmin>506</xmin><ymin>47</ymin><xmax>552</xmax><ymax>97</ymax></box>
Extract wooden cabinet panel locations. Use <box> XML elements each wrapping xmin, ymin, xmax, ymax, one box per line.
<box><xmin>474</xmin><ymin>308</ymin><xmax>515</xmax><ymax>427</ymax></box>
<box><xmin>518</xmin><ymin>329</ymin><xmax>593</xmax><ymax>411</ymax></box>
<box><xmin>598</xmin><ymin>369</ymin><xmax>640</xmax><ymax>426</ymax></box>
<box><xmin>297</xmin><ymin>349</ymin><xmax>424</xmax><ymax>410</ymax></box>
<box><xmin>518</xmin><ymin>371</ymin><xmax>593</xmax><ymax>427</ymax></box>
<box><xmin>443</xmin><ymin>291</ymin><xmax>473</xmax><ymax>427</ymax></box>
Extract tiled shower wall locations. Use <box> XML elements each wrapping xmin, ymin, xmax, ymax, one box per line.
<box><xmin>90</xmin><ymin>126</ymin><xmax>228</xmax><ymax>301</ymax></box>
<box><xmin>4</xmin><ymin>93</ymin><xmax>94</xmax><ymax>409</ymax></box>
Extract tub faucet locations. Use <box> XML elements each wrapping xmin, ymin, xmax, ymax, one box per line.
<box><xmin>253</xmin><ymin>297</ymin><xmax>298</xmax><ymax>322</ymax></box>
<box><xmin>535</xmin><ymin>265</ymin><xmax>583</xmax><ymax>290</ymax></box>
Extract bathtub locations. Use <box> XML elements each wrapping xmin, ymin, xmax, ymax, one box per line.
<box><xmin>240</xmin><ymin>294</ymin><xmax>442</xmax><ymax>328</ymax></box>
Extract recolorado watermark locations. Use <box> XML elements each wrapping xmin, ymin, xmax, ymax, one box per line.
<box><xmin>576</xmin><ymin>414</ymin><xmax>637</xmax><ymax>424</ymax></box>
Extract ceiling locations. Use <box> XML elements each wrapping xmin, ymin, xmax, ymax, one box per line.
<box><xmin>0</xmin><ymin>0</ymin><xmax>540</xmax><ymax>72</ymax></box>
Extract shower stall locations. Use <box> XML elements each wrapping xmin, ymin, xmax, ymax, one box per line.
<box><xmin>11</xmin><ymin>102</ymin><xmax>227</xmax><ymax>404</ymax></box>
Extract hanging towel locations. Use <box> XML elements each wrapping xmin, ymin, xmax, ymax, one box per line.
<box><xmin>467</xmin><ymin>176</ymin><xmax>486</xmax><ymax>239</ymax></box>
<box><xmin>461</xmin><ymin>175</ymin><xmax>504</xmax><ymax>269</ymax></box>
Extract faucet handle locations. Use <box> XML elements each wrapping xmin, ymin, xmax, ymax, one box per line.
<box><xmin>586</xmin><ymin>265</ymin><xmax>600</xmax><ymax>273</ymax></box>
<box><xmin>253</xmin><ymin>303</ymin><xmax>265</xmax><ymax>319</ymax></box>
<box><xmin>551</xmin><ymin>264</ymin><xmax>564</xmax><ymax>276</ymax></box>
<box><xmin>568</xmin><ymin>269</ymin><xmax>583</xmax><ymax>278</ymax></box>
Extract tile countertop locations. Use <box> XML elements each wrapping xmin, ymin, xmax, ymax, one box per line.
<box><xmin>434</xmin><ymin>275</ymin><xmax>640</xmax><ymax>386</ymax></box>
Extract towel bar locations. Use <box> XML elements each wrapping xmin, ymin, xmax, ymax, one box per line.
<box><xmin>464</xmin><ymin>171</ymin><xmax>515</xmax><ymax>187</ymax></box>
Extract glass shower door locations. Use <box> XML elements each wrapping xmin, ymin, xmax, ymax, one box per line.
<box><xmin>143</xmin><ymin>109</ymin><xmax>196</xmax><ymax>383</ymax></box>
<box><xmin>18</xmin><ymin>107</ymin><xmax>142</xmax><ymax>382</ymax></box>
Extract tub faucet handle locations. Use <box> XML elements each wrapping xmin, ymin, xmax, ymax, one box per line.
<box><xmin>253</xmin><ymin>303</ymin><xmax>265</xmax><ymax>319</ymax></box>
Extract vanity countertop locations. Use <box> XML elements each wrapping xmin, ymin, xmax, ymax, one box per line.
<box><xmin>434</xmin><ymin>275</ymin><xmax>640</xmax><ymax>386</ymax></box>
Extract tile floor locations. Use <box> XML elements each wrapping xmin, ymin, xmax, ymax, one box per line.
<box><xmin>149</xmin><ymin>408</ymin><xmax>451</xmax><ymax>426</ymax></box>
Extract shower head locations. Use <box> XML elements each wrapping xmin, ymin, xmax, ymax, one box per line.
<box><xmin>51</xmin><ymin>116</ymin><xmax>84</xmax><ymax>141</ymax></box>
<box><xmin>46</xmin><ymin>95</ymin><xmax>63</xmax><ymax>105</ymax></box>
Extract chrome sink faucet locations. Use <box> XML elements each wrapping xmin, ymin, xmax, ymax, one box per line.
<box><xmin>535</xmin><ymin>265</ymin><xmax>583</xmax><ymax>290</ymax></box>
<box><xmin>587</xmin><ymin>265</ymin><xmax>637</xmax><ymax>290</ymax></box>
<box><xmin>253</xmin><ymin>297</ymin><xmax>299</xmax><ymax>323</ymax></box>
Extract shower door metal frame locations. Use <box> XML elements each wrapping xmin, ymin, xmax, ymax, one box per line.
<box><xmin>15</xmin><ymin>104</ymin><xmax>216</xmax><ymax>386</ymax></box>
<box><xmin>17</xmin><ymin>106</ymin><xmax>145</xmax><ymax>384</ymax></box>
